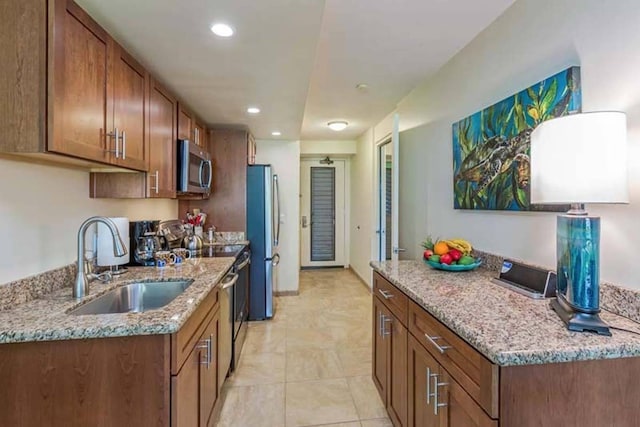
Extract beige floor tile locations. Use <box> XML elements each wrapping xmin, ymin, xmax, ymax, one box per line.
<box><xmin>347</xmin><ymin>376</ymin><xmax>387</xmax><ymax>420</ymax></box>
<box><xmin>286</xmin><ymin>348</ymin><xmax>344</xmax><ymax>382</ymax></box>
<box><xmin>228</xmin><ymin>351</ymin><xmax>285</xmax><ymax>386</ymax></box>
<box><xmin>243</xmin><ymin>323</ymin><xmax>286</xmax><ymax>354</ymax></box>
<box><xmin>334</xmin><ymin>324</ymin><xmax>373</xmax><ymax>349</ymax></box>
<box><xmin>286</xmin><ymin>327</ymin><xmax>339</xmax><ymax>350</ymax></box>
<box><xmin>360</xmin><ymin>419</ymin><xmax>393</xmax><ymax>427</ymax></box>
<box><xmin>217</xmin><ymin>383</ymin><xmax>285</xmax><ymax>427</ymax></box>
<box><xmin>285</xmin><ymin>378</ymin><xmax>359</xmax><ymax>427</ymax></box>
<box><xmin>313</xmin><ymin>423</ymin><xmax>362</xmax><ymax>427</ymax></box>
<box><xmin>337</xmin><ymin>347</ymin><xmax>372</xmax><ymax>377</ymax></box>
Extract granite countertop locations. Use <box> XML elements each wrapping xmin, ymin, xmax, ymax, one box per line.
<box><xmin>371</xmin><ymin>260</ymin><xmax>640</xmax><ymax>366</ymax></box>
<box><xmin>0</xmin><ymin>257</ymin><xmax>235</xmax><ymax>344</ymax></box>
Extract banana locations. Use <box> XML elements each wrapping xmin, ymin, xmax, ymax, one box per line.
<box><xmin>451</xmin><ymin>238</ymin><xmax>473</xmax><ymax>254</ymax></box>
<box><xmin>443</xmin><ymin>239</ymin><xmax>472</xmax><ymax>255</ymax></box>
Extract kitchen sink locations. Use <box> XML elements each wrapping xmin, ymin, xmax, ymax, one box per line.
<box><xmin>69</xmin><ymin>280</ymin><xmax>194</xmax><ymax>315</ymax></box>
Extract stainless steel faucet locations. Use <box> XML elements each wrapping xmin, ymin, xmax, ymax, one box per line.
<box><xmin>74</xmin><ymin>217</ymin><xmax>128</xmax><ymax>299</ymax></box>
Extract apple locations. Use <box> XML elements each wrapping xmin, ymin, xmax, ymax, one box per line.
<box><xmin>423</xmin><ymin>249</ymin><xmax>434</xmax><ymax>259</ymax></box>
<box><xmin>448</xmin><ymin>249</ymin><xmax>462</xmax><ymax>261</ymax></box>
<box><xmin>440</xmin><ymin>253</ymin><xmax>453</xmax><ymax>265</ymax></box>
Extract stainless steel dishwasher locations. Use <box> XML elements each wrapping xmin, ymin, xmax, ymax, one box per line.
<box><xmin>218</xmin><ymin>270</ymin><xmax>237</xmax><ymax>388</ymax></box>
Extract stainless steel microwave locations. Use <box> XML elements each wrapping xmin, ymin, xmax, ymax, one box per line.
<box><xmin>177</xmin><ymin>139</ymin><xmax>212</xmax><ymax>194</ymax></box>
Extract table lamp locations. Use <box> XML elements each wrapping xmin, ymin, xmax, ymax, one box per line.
<box><xmin>530</xmin><ymin>111</ymin><xmax>628</xmax><ymax>336</ymax></box>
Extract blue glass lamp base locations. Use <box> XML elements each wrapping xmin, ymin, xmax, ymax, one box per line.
<box><xmin>551</xmin><ymin>296</ymin><xmax>611</xmax><ymax>336</ymax></box>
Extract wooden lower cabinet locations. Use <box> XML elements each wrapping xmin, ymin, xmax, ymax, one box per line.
<box><xmin>0</xmin><ymin>286</ymin><xmax>222</xmax><ymax>427</ymax></box>
<box><xmin>172</xmin><ymin>308</ymin><xmax>220</xmax><ymax>427</ymax></box>
<box><xmin>408</xmin><ymin>336</ymin><xmax>496</xmax><ymax>427</ymax></box>
<box><xmin>373</xmin><ymin>295</ymin><xmax>408</xmax><ymax>427</ymax></box>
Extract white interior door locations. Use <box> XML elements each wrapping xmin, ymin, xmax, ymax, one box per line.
<box><xmin>378</xmin><ymin>113</ymin><xmax>402</xmax><ymax>261</ymax></box>
<box><xmin>300</xmin><ymin>159</ymin><xmax>346</xmax><ymax>267</ymax></box>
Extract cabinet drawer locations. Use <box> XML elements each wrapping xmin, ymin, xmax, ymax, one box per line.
<box><xmin>408</xmin><ymin>300</ymin><xmax>498</xmax><ymax>418</ymax></box>
<box><xmin>374</xmin><ymin>272</ymin><xmax>409</xmax><ymax>326</ymax></box>
<box><xmin>171</xmin><ymin>286</ymin><xmax>219</xmax><ymax>374</ymax></box>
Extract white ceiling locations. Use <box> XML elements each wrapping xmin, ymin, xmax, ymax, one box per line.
<box><xmin>77</xmin><ymin>0</ymin><xmax>515</xmax><ymax>141</ymax></box>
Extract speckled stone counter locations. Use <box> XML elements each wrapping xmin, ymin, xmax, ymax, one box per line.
<box><xmin>0</xmin><ymin>257</ymin><xmax>235</xmax><ymax>344</ymax></box>
<box><xmin>371</xmin><ymin>260</ymin><xmax>640</xmax><ymax>366</ymax></box>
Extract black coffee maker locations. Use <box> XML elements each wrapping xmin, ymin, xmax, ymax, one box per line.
<box><xmin>129</xmin><ymin>220</ymin><xmax>166</xmax><ymax>266</ymax></box>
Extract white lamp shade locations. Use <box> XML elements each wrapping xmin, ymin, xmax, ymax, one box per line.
<box><xmin>530</xmin><ymin>111</ymin><xmax>629</xmax><ymax>204</ymax></box>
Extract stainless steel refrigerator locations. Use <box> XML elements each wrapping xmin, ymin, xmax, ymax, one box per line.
<box><xmin>247</xmin><ymin>165</ymin><xmax>280</xmax><ymax>320</ymax></box>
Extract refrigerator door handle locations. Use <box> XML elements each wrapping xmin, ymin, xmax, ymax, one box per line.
<box><xmin>273</xmin><ymin>174</ymin><xmax>281</xmax><ymax>246</ymax></box>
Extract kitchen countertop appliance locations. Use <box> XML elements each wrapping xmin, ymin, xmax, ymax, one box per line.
<box><xmin>247</xmin><ymin>165</ymin><xmax>280</xmax><ymax>320</ymax></box>
<box><xmin>129</xmin><ymin>220</ymin><xmax>165</xmax><ymax>266</ymax></box>
<box><xmin>158</xmin><ymin>220</ymin><xmax>187</xmax><ymax>250</ymax></box>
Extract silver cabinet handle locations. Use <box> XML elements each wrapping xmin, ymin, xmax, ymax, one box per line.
<box><xmin>197</xmin><ymin>337</ymin><xmax>211</xmax><ymax>369</ymax></box>
<box><xmin>150</xmin><ymin>170</ymin><xmax>159</xmax><ymax>194</ymax></box>
<box><xmin>432</xmin><ymin>373</ymin><xmax>448</xmax><ymax>415</ymax></box>
<box><xmin>426</xmin><ymin>367</ymin><xmax>432</xmax><ymax>404</ymax></box>
<box><xmin>378</xmin><ymin>311</ymin><xmax>383</xmax><ymax>337</ymax></box>
<box><xmin>424</xmin><ymin>334</ymin><xmax>452</xmax><ymax>354</ymax></box>
<box><xmin>121</xmin><ymin>130</ymin><xmax>126</xmax><ymax>160</ymax></box>
<box><xmin>393</xmin><ymin>247</ymin><xmax>406</xmax><ymax>254</ymax></box>
<box><xmin>381</xmin><ymin>314</ymin><xmax>392</xmax><ymax>338</ymax></box>
<box><xmin>107</xmin><ymin>127</ymin><xmax>119</xmax><ymax>158</ymax></box>
<box><xmin>378</xmin><ymin>289</ymin><xmax>394</xmax><ymax>299</ymax></box>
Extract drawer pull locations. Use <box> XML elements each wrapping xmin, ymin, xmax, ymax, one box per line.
<box><xmin>382</xmin><ymin>315</ymin><xmax>392</xmax><ymax>337</ymax></box>
<box><xmin>432</xmin><ymin>373</ymin><xmax>449</xmax><ymax>415</ymax></box>
<box><xmin>425</xmin><ymin>334</ymin><xmax>452</xmax><ymax>354</ymax></box>
<box><xmin>378</xmin><ymin>289</ymin><xmax>394</xmax><ymax>299</ymax></box>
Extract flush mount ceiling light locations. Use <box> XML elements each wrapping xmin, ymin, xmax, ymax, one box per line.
<box><xmin>210</xmin><ymin>23</ymin><xmax>234</xmax><ymax>37</ymax></box>
<box><xmin>327</xmin><ymin>121</ymin><xmax>348</xmax><ymax>131</ymax></box>
<box><xmin>271</xmin><ymin>131</ymin><xmax>282</xmax><ymax>136</ymax></box>
<box><xmin>247</xmin><ymin>107</ymin><xmax>260</xmax><ymax>114</ymax></box>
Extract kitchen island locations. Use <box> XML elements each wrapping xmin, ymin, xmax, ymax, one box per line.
<box><xmin>371</xmin><ymin>260</ymin><xmax>640</xmax><ymax>427</ymax></box>
<box><xmin>0</xmin><ymin>257</ymin><xmax>235</xmax><ymax>427</ymax></box>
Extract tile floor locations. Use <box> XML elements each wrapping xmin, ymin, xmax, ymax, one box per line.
<box><xmin>215</xmin><ymin>268</ymin><xmax>392</xmax><ymax>427</ymax></box>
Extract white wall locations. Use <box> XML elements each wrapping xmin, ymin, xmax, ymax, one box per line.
<box><xmin>300</xmin><ymin>140</ymin><xmax>357</xmax><ymax>156</ymax></box>
<box><xmin>255</xmin><ymin>140</ymin><xmax>301</xmax><ymax>293</ymax></box>
<box><xmin>384</xmin><ymin>0</ymin><xmax>640</xmax><ymax>288</ymax></box>
<box><xmin>0</xmin><ymin>158</ymin><xmax>178</xmax><ymax>285</ymax></box>
<box><xmin>349</xmin><ymin>128</ymin><xmax>376</xmax><ymax>285</ymax></box>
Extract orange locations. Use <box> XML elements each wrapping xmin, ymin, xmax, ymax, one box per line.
<box><xmin>433</xmin><ymin>241</ymin><xmax>449</xmax><ymax>256</ymax></box>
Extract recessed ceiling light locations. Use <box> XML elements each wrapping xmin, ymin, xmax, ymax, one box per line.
<box><xmin>211</xmin><ymin>23</ymin><xmax>234</xmax><ymax>37</ymax></box>
<box><xmin>272</xmin><ymin>131</ymin><xmax>282</xmax><ymax>136</ymax></box>
<box><xmin>327</xmin><ymin>121</ymin><xmax>348</xmax><ymax>131</ymax></box>
<box><xmin>247</xmin><ymin>107</ymin><xmax>260</xmax><ymax>114</ymax></box>
<box><xmin>356</xmin><ymin>83</ymin><xmax>368</xmax><ymax>90</ymax></box>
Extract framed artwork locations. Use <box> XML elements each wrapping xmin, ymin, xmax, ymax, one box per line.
<box><xmin>452</xmin><ymin>66</ymin><xmax>581</xmax><ymax>211</ymax></box>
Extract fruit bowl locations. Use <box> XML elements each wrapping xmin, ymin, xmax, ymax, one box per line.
<box><xmin>424</xmin><ymin>258</ymin><xmax>482</xmax><ymax>272</ymax></box>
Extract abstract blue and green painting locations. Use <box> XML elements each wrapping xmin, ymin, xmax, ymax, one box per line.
<box><xmin>452</xmin><ymin>66</ymin><xmax>582</xmax><ymax>211</ymax></box>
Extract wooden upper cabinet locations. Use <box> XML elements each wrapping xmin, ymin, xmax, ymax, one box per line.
<box><xmin>178</xmin><ymin>103</ymin><xmax>194</xmax><ymax>141</ymax></box>
<box><xmin>147</xmin><ymin>78</ymin><xmax>177</xmax><ymax>198</ymax></box>
<box><xmin>247</xmin><ymin>132</ymin><xmax>256</xmax><ymax>165</ymax></box>
<box><xmin>110</xmin><ymin>43</ymin><xmax>148</xmax><ymax>171</ymax></box>
<box><xmin>194</xmin><ymin>119</ymin><xmax>207</xmax><ymax>149</ymax></box>
<box><xmin>48</xmin><ymin>0</ymin><xmax>110</xmax><ymax>163</ymax></box>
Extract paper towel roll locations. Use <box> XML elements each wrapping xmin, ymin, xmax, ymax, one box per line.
<box><xmin>97</xmin><ymin>217</ymin><xmax>130</xmax><ymax>267</ymax></box>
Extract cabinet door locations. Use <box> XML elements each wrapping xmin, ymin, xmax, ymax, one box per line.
<box><xmin>195</xmin><ymin>120</ymin><xmax>206</xmax><ymax>149</ymax></box>
<box><xmin>200</xmin><ymin>310</ymin><xmax>219</xmax><ymax>426</ymax></box>
<box><xmin>372</xmin><ymin>296</ymin><xmax>388</xmax><ymax>403</ymax></box>
<box><xmin>178</xmin><ymin>103</ymin><xmax>193</xmax><ymax>141</ymax></box>
<box><xmin>111</xmin><ymin>43</ymin><xmax>148</xmax><ymax>171</ymax></box>
<box><xmin>439</xmin><ymin>370</ymin><xmax>498</xmax><ymax>427</ymax></box>
<box><xmin>148</xmin><ymin>78</ymin><xmax>177</xmax><ymax>198</ymax></box>
<box><xmin>172</xmin><ymin>339</ymin><xmax>204</xmax><ymax>427</ymax></box>
<box><xmin>247</xmin><ymin>133</ymin><xmax>256</xmax><ymax>165</ymax></box>
<box><xmin>49</xmin><ymin>0</ymin><xmax>110</xmax><ymax>163</ymax></box>
<box><xmin>407</xmin><ymin>335</ymin><xmax>441</xmax><ymax>427</ymax></box>
<box><xmin>388</xmin><ymin>311</ymin><xmax>408</xmax><ymax>427</ymax></box>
